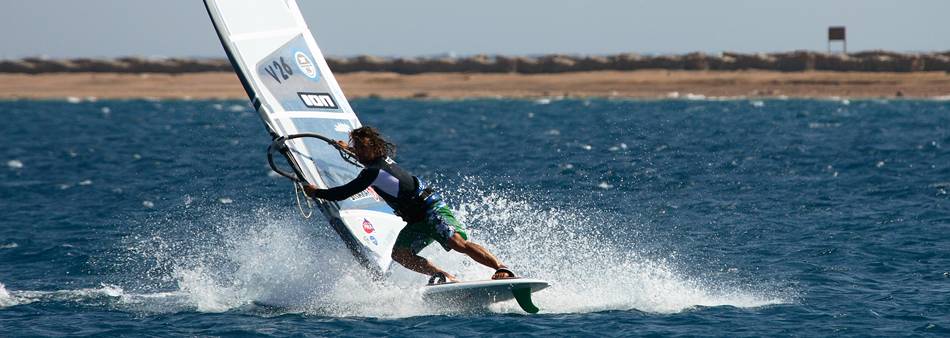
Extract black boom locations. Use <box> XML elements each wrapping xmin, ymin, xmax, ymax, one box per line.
<box><xmin>266</xmin><ymin>133</ymin><xmax>362</xmax><ymax>183</ymax></box>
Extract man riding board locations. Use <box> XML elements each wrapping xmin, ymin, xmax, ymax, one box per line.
<box><xmin>303</xmin><ymin>126</ymin><xmax>514</xmax><ymax>283</ymax></box>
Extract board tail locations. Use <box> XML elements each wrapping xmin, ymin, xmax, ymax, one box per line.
<box><xmin>512</xmin><ymin>288</ymin><xmax>540</xmax><ymax>314</ymax></box>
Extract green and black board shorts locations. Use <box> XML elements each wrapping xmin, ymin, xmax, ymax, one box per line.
<box><xmin>394</xmin><ymin>204</ymin><xmax>468</xmax><ymax>254</ymax></box>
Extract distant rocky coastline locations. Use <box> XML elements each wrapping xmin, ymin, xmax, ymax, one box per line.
<box><xmin>2</xmin><ymin>51</ymin><xmax>950</xmax><ymax>74</ymax></box>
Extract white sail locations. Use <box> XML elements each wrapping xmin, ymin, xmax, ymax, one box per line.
<box><xmin>204</xmin><ymin>0</ymin><xmax>405</xmax><ymax>274</ymax></box>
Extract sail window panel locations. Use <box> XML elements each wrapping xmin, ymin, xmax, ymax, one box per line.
<box><xmin>215</xmin><ymin>0</ymin><xmax>299</xmax><ymax>36</ymax></box>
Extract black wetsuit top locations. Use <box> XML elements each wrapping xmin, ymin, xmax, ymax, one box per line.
<box><xmin>307</xmin><ymin>156</ymin><xmax>427</xmax><ymax>222</ymax></box>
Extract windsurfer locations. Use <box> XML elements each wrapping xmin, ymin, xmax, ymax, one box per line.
<box><xmin>303</xmin><ymin>126</ymin><xmax>514</xmax><ymax>283</ymax></box>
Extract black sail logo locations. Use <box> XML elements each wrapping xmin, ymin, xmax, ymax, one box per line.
<box><xmin>298</xmin><ymin>92</ymin><xmax>339</xmax><ymax>109</ymax></box>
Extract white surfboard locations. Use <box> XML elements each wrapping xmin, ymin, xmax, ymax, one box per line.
<box><xmin>203</xmin><ymin>0</ymin><xmax>405</xmax><ymax>276</ymax></box>
<box><xmin>422</xmin><ymin>278</ymin><xmax>550</xmax><ymax>313</ymax></box>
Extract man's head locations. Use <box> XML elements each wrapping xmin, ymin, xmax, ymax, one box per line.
<box><xmin>349</xmin><ymin>126</ymin><xmax>395</xmax><ymax>164</ymax></box>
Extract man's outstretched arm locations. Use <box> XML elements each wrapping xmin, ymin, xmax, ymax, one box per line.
<box><xmin>304</xmin><ymin>169</ymin><xmax>377</xmax><ymax>201</ymax></box>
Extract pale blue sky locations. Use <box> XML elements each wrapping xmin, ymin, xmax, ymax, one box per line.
<box><xmin>1</xmin><ymin>0</ymin><xmax>946</xmax><ymax>58</ymax></box>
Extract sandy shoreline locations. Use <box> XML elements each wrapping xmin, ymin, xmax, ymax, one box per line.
<box><xmin>2</xmin><ymin>70</ymin><xmax>949</xmax><ymax>100</ymax></box>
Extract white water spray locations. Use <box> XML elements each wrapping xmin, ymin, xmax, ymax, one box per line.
<box><xmin>115</xmin><ymin>180</ymin><xmax>786</xmax><ymax>317</ymax></box>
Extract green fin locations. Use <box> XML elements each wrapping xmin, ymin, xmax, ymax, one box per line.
<box><xmin>512</xmin><ymin>288</ymin><xmax>539</xmax><ymax>314</ymax></box>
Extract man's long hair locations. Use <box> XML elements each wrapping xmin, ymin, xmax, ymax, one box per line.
<box><xmin>350</xmin><ymin>126</ymin><xmax>396</xmax><ymax>160</ymax></box>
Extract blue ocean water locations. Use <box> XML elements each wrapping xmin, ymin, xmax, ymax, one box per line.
<box><xmin>1</xmin><ymin>98</ymin><xmax>948</xmax><ymax>337</ymax></box>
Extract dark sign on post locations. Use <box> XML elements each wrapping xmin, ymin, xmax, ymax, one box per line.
<box><xmin>828</xmin><ymin>27</ymin><xmax>846</xmax><ymax>40</ymax></box>
<box><xmin>828</xmin><ymin>26</ymin><xmax>847</xmax><ymax>54</ymax></box>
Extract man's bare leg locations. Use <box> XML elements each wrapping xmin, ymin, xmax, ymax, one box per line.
<box><xmin>391</xmin><ymin>247</ymin><xmax>459</xmax><ymax>282</ymax></box>
<box><xmin>446</xmin><ymin>234</ymin><xmax>513</xmax><ymax>279</ymax></box>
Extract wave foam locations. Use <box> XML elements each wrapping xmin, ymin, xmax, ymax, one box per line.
<box><xmin>0</xmin><ymin>282</ymin><xmax>129</xmax><ymax>309</ymax></box>
<box><xmin>0</xmin><ymin>282</ymin><xmax>17</xmax><ymax>308</ymax></box>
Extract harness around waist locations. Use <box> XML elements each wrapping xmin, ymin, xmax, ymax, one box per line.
<box><xmin>395</xmin><ymin>186</ymin><xmax>445</xmax><ymax>223</ymax></box>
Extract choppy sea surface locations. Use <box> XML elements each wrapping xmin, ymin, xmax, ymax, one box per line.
<box><xmin>1</xmin><ymin>98</ymin><xmax>948</xmax><ymax>337</ymax></box>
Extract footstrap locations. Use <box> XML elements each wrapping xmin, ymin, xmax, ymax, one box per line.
<box><xmin>428</xmin><ymin>272</ymin><xmax>448</xmax><ymax>285</ymax></box>
<box><xmin>494</xmin><ymin>267</ymin><xmax>516</xmax><ymax>279</ymax></box>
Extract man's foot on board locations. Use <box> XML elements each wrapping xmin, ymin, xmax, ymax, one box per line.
<box><xmin>491</xmin><ymin>267</ymin><xmax>516</xmax><ymax>280</ymax></box>
<box><xmin>428</xmin><ymin>271</ymin><xmax>460</xmax><ymax>284</ymax></box>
